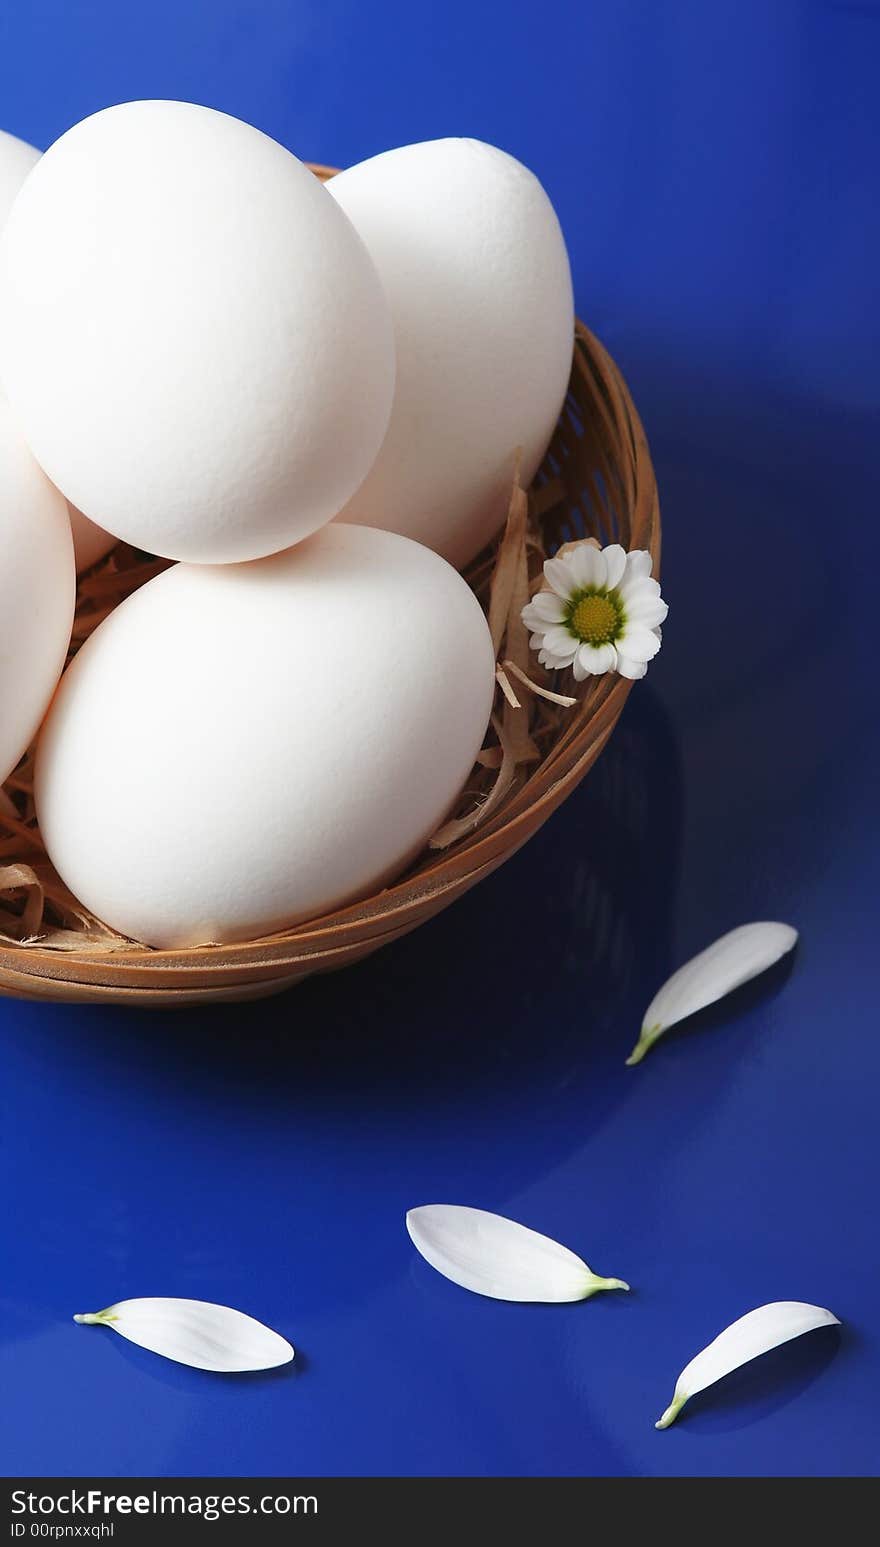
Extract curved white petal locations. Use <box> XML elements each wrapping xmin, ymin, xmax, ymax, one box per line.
<box><xmin>526</xmin><ymin>591</ymin><xmax>567</xmax><ymax>626</ymax></box>
<box><xmin>616</xmin><ymin>654</ymin><xmax>648</xmax><ymax>680</ymax></box>
<box><xmin>627</xmin><ymin>921</ymin><xmax>798</xmax><ymax>1064</ymax></box>
<box><xmin>406</xmin><ymin>1205</ymin><xmax>629</xmax><ymax>1303</ymax></box>
<box><xmin>541</xmin><ymin>625</ymin><xmax>578</xmax><ymax>660</ymax></box>
<box><xmin>619</xmin><ymin>574</ymin><xmax>661</xmax><ymax>606</ymax></box>
<box><xmin>543</xmin><ymin>557</ymin><xmax>576</xmax><ymax>599</ymax></box>
<box><xmin>541</xmin><ymin>643</ymin><xmax>573</xmax><ymax>667</ymax></box>
<box><xmin>602</xmin><ymin>543</ymin><xmax>627</xmax><ymax>589</ymax></box>
<box><xmin>623</xmin><ymin>550</ymin><xmax>653</xmax><ymax>581</ymax></box>
<box><xmin>623</xmin><ymin>595</ymin><xmax>668</xmax><ymax>630</ymax></box>
<box><xmin>581</xmin><ymin>641</ymin><xmax>617</xmax><ymax>675</ymax></box>
<box><xmin>656</xmin><ymin>1302</ymin><xmax>839</xmax><ymax>1428</ymax></box>
<box><xmin>615</xmin><ymin>624</ymin><xmax>662</xmax><ymax>664</ymax></box>
<box><xmin>569</xmin><ymin>544</ymin><xmax>606</xmax><ymax>590</ymax></box>
<box><xmin>73</xmin><ymin>1298</ymin><xmax>294</xmax><ymax>1373</ymax></box>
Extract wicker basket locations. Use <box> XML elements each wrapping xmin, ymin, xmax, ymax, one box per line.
<box><xmin>0</xmin><ymin>170</ymin><xmax>659</xmax><ymax>1007</ymax></box>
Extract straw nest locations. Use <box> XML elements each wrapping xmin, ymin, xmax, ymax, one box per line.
<box><xmin>0</xmin><ymin>171</ymin><xmax>659</xmax><ymax>1006</ymax></box>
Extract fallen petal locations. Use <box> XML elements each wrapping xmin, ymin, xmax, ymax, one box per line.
<box><xmin>73</xmin><ymin>1297</ymin><xmax>294</xmax><ymax>1373</ymax></box>
<box><xmin>626</xmin><ymin>921</ymin><xmax>798</xmax><ymax>1065</ymax></box>
<box><xmin>407</xmin><ymin>1204</ymin><xmax>629</xmax><ymax>1303</ymax></box>
<box><xmin>656</xmin><ymin>1301</ymin><xmax>839</xmax><ymax>1428</ymax></box>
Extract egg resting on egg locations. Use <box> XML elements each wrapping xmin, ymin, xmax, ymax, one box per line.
<box><xmin>35</xmin><ymin>524</ymin><xmax>496</xmax><ymax>948</ymax></box>
<box><xmin>0</xmin><ymin>100</ymin><xmax>395</xmax><ymax>564</ymax></box>
<box><xmin>0</xmin><ymin>396</ymin><xmax>75</xmax><ymax>785</ymax></box>
<box><xmin>327</xmin><ymin>138</ymin><xmax>575</xmax><ymax>570</ymax></box>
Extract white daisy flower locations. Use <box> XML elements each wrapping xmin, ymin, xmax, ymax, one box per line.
<box><xmin>521</xmin><ymin>543</ymin><xmax>667</xmax><ymax>682</ymax></box>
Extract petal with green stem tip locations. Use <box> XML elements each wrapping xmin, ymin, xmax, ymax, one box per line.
<box><xmin>406</xmin><ymin>1205</ymin><xmax>629</xmax><ymax>1303</ymax></box>
<box><xmin>656</xmin><ymin>1301</ymin><xmax>840</xmax><ymax>1428</ymax></box>
<box><xmin>73</xmin><ymin>1297</ymin><xmax>294</xmax><ymax>1373</ymax></box>
<box><xmin>626</xmin><ymin>921</ymin><xmax>798</xmax><ymax>1065</ymax></box>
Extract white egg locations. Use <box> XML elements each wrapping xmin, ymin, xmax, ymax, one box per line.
<box><xmin>0</xmin><ymin>397</ymin><xmax>75</xmax><ymax>784</ymax></box>
<box><xmin>0</xmin><ymin>101</ymin><xmax>395</xmax><ymax>563</ymax></box>
<box><xmin>327</xmin><ymin>138</ymin><xmax>574</xmax><ymax>569</ymax></box>
<box><xmin>0</xmin><ymin>131</ymin><xmax>117</xmax><ymax>573</ymax></box>
<box><xmin>67</xmin><ymin>502</ymin><xmax>117</xmax><ymax>573</ymax></box>
<box><xmin>36</xmin><ymin>524</ymin><xmax>495</xmax><ymax>948</ymax></box>
<box><xmin>0</xmin><ymin>127</ymin><xmax>39</xmax><ymax>227</ymax></box>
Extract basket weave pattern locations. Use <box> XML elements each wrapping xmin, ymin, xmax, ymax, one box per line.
<box><xmin>0</xmin><ymin>184</ymin><xmax>659</xmax><ymax>1005</ymax></box>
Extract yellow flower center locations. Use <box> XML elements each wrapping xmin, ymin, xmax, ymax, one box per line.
<box><xmin>569</xmin><ymin>593</ymin><xmax>620</xmax><ymax>646</ymax></box>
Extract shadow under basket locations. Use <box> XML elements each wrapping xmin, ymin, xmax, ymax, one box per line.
<box><xmin>0</xmin><ymin>313</ymin><xmax>660</xmax><ymax>1007</ymax></box>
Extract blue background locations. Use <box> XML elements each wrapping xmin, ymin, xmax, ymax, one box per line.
<box><xmin>0</xmin><ymin>0</ymin><xmax>877</xmax><ymax>1479</ymax></box>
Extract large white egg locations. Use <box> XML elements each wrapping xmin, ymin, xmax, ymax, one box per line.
<box><xmin>327</xmin><ymin>139</ymin><xmax>574</xmax><ymax>569</ymax></box>
<box><xmin>0</xmin><ymin>128</ymin><xmax>39</xmax><ymax>227</ymax></box>
<box><xmin>0</xmin><ymin>101</ymin><xmax>395</xmax><ymax>563</ymax></box>
<box><xmin>0</xmin><ymin>131</ymin><xmax>117</xmax><ymax>573</ymax></box>
<box><xmin>0</xmin><ymin>397</ymin><xmax>75</xmax><ymax>784</ymax></box>
<box><xmin>36</xmin><ymin>524</ymin><xmax>495</xmax><ymax>948</ymax></box>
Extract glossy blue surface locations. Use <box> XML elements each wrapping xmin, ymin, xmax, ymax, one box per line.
<box><xmin>1</xmin><ymin>0</ymin><xmax>877</xmax><ymax>1478</ymax></box>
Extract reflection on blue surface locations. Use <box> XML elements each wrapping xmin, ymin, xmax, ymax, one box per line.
<box><xmin>0</xmin><ymin>0</ymin><xmax>878</xmax><ymax>1477</ymax></box>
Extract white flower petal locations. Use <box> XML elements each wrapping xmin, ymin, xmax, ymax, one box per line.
<box><xmin>616</xmin><ymin>624</ymin><xmax>662</xmax><ymax>664</ymax></box>
<box><xmin>407</xmin><ymin>1205</ymin><xmax>629</xmax><ymax>1303</ymax></box>
<box><xmin>623</xmin><ymin>595</ymin><xmax>668</xmax><ymax>630</ymax></box>
<box><xmin>569</xmin><ymin>544</ymin><xmax>606</xmax><ymax>590</ymax></box>
<box><xmin>616</xmin><ymin>654</ymin><xmax>648</xmax><ymax>680</ymax></box>
<box><xmin>543</xmin><ymin>557</ymin><xmax>576</xmax><ymax>599</ymax></box>
<box><xmin>73</xmin><ymin>1298</ymin><xmax>294</xmax><ymax>1373</ymax></box>
<box><xmin>576</xmin><ymin>641</ymin><xmax>616</xmax><ymax>676</ymax></box>
<box><xmin>602</xmin><ymin>544</ymin><xmax>627</xmax><ymax>588</ymax></box>
<box><xmin>541</xmin><ymin>625</ymin><xmax>578</xmax><ymax>660</ymax></box>
<box><xmin>526</xmin><ymin>591</ymin><xmax>567</xmax><ymax>626</ymax></box>
<box><xmin>624</xmin><ymin>549</ymin><xmax>653</xmax><ymax>581</ymax></box>
<box><xmin>626</xmin><ymin>921</ymin><xmax>799</xmax><ymax>1064</ymax></box>
<box><xmin>618</xmin><ymin>579</ymin><xmax>662</xmax><ymax>620</ymax></box>
<box><xmin>656</xmin><ymin>1302</ymin><xmax>840</xmax><ymax>1428</ymax></box>
<box><xmin>620</xmin><ymin>572</ymin><xmax>661</xmax><ymax>600</ymax></box>
<box><xmin>539</xmin><ymin>643</ymin><xmax>573</xmax><ymax>668</ymax></box>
